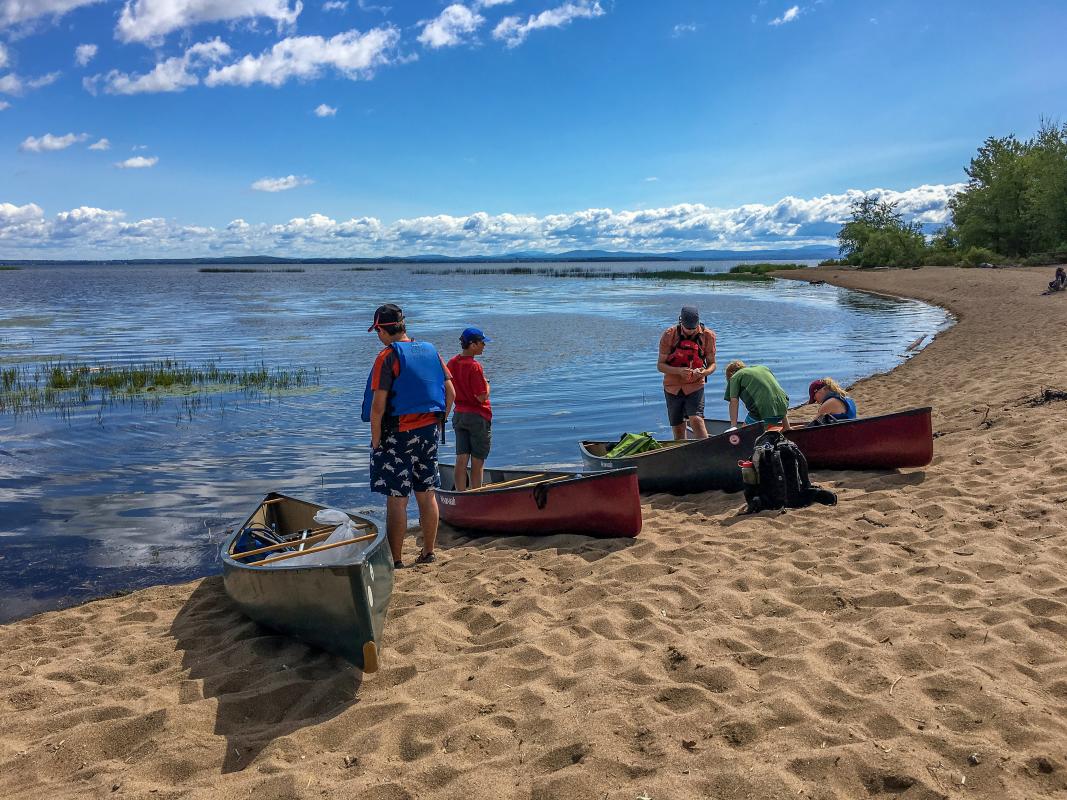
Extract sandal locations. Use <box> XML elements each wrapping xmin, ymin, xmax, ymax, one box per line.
<box><xmin>393</xmin><ymin>560</ymin><xmax>404</xmax><ymax>569</ymax></box>
<box><xmin>413</xmin><ymin>551</ymin><xmax>437</xmax><ymax>565</ymax></box>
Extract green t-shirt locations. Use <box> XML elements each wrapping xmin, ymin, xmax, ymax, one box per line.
<box><xmin>724</xmin><ymin>365</ymin><xmax>788</xmax><ymax>420</ymax></box>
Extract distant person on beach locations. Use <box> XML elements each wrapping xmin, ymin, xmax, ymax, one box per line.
<box><xmin>658</xmin><ymin>305</ymin><xmax>717</xmax><ymax>439</ymax></box>
<box><xmin>803</xmin><ymin>377</ymin><xmax>857</xmax><ymax>426</ymax></box>
<box><xmin>362</xmin><ymin>303</ymin><xmax>454</xmax><ymax>569</ymax></box>
<box><xmin>1049</xmin><ymin>267</ymin><xmax>1066</xmax><ymax>292</ymax></box>
<box><xmin>447</xmin><ymin>327</ymin><xmax>492</xmax><ymax>491</ymax></box>
<box><xmin>724</xmin><ymin>360</ymin><xmax>790</xmax><ymax>429</ymax></box>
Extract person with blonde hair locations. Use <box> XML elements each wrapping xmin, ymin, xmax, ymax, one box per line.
<box><xmin>805</xmin><ymin>377</ymin><xmax>857</xmax><ymax>425</ymax></box>
<box><xmin>723</xmin><ymin>360</ymin><xmax>789</xmax><ymax>429</ymax></box>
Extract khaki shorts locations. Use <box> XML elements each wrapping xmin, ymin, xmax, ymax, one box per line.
<box><xmin>453</xmin><ymin>412</ymin><xmax>492</xmax><ymax>460</ymax></box>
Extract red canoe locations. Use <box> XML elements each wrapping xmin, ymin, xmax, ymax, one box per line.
<box><xmin>436</xmin><ymin>464</ymin><xmax>642</xmax><ymax>538</ymax></box>
<box><xmin>702</xmin><ymin>406</ymin><xmax>934</xmax><ymax>470</ymax></box>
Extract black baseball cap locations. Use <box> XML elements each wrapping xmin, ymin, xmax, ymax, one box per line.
<box><xmin>368</xmin><ymin>303</ymin><xmax>404</xmax><ymax>332</ymax></box>
<box><xmin>679</xmin><ymin>306</ymin><xmax>700</xmax><ymax>327</ymax></box>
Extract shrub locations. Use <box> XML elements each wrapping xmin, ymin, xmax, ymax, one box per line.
<box><xmin>959</xmin><ymin>246</ymin><xmax>1005</xmax><ymax>266</ymax></box>
<box><xmin>922</xmin><ymin>250</ymin><xmax>959</xmax><ymax>266</ymax></box>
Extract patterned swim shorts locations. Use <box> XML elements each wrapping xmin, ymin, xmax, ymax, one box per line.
<box><xmin>370</xmin><ymin>423</ymin><xmax>441</xmax><ymax>497</ymax></box>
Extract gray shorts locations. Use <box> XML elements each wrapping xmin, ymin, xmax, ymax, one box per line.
<box><xmin>453</xmin><ymin>412</ymin><xmax>492</xmax><ymax>460</ymax></box>
<box><xmin>664</xmin><ymin>387</ymin><xmax>705</xmax><ymax>427</ymax></box>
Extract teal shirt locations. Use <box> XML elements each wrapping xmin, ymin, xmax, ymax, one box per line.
<box><xmin>724</xmin><ymin>365</ymin><xmax>789</xmax><ymax>420</ymax></box>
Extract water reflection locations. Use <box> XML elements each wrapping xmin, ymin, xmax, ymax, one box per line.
<box><xmin>0</xmin><ymin>262</ymin><xmax>952</xmax><ymax>621</ymax></box>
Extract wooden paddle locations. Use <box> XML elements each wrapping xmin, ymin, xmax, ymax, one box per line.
<box><xmin>230</xmin><ymin>525</ymin><xmax>335</xmax><ymax>559</ymax></box>
<box><xmin>248</xmin><ymin>532</ymin><xmax>378</xmax><ymax>567</ymax></box>
<box><xmin>466</xmin><ymin>473</ymin><xmax>549</xmax><ymax>492</ymax></box>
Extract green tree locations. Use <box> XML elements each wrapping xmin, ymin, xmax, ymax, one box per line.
<box><xmin>837</xmin><ymin>196</ymin><xmax>926</xmax><ymax>267</ymax></box>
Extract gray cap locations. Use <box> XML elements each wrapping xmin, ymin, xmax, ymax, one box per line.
<box><xmin>679</xmin><ymin>306</ymin><xmax>700</xmax><ymax>327</ymax></box>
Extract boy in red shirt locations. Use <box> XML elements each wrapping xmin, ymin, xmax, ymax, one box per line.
<box><xmin>446</xmin><ymin>327</ymin><xmax>492</xmax><ymax>491</ymax></box>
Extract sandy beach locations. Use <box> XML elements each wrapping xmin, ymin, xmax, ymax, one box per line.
<box><xmin>2</xmin><ymin>265</ymin><xmax>1066</xmax><ymax>800</ymax></box>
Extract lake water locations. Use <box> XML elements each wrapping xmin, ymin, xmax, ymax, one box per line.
<box><xmin>0</xmin><ymin>261</ymin><xmax>952</xmax><ymax>621</ymax></box>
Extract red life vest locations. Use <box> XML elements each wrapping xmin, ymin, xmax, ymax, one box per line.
<box><xmin>666</xmin><ymin>326</ymin><xmax>707</xmax><ymax>370</ymax></box>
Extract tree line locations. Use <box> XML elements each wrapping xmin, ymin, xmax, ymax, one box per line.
<box><xmin>826</xmin><ymin>119</ymin><xmax>1067</xmax><ymax>268</ymax></box>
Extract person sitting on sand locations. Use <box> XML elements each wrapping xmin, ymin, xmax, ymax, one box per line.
<box><xmin>447</xmin><ymin>327</ymin><xmax>492</xmax><ymax>491</ymax></box>
<box><xmin>724</xmin><ymin>360</ymin><xmax>789</xmax><ymax>429</ymax></box>
<box><xmin>804</xmin><ymin>377</ymin><xmax>857</xmax><ymax>426</ymax></box>
<box><xmin>1049</xmin><ymin>267</ymin><xmax>1066</xmax><ymax>293</ymax></box>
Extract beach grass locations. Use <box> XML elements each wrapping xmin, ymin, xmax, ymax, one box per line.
<box><xmin>0</xmin><ymin>359</ymin><xmax>321</xmax><ymax>417</ymax></box>
<box><xmin>0</xmin><ymin>266</ymin><xmax>21</xmax><ymax>271</ymax></box>
<box><xmin>728</xmin><ymin>263</ymin><xmax>808</xmax><ymax>275</ymax></box>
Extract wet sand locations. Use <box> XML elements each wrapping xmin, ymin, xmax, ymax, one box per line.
<box><xmin>2</xmin><ymin>265</ymin><xmax>1066</xmax><ymax>799</ymax></box>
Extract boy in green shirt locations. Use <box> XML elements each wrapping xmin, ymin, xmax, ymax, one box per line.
<box><xmin>724</xmin><ymin>360</ymin><xmax>790</xmax><ymax>429</ymax></box>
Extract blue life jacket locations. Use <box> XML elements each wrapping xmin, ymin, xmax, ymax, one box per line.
<box><xmin>361</xmin><ymin>340</ymin><xmax>446</xmax><ymax>424</ymax></box>
<box><xmin>825</xmin><ymin>392</ymin><xmax>857</xmax><ymax>420</ymax></box>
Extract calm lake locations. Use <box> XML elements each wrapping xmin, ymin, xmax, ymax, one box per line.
<box><xmin>0</xmin><ymin>261</ymin><xmax>951</xmax><ymax>621</ymax></box>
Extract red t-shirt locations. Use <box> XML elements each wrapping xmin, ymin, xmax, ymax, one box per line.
<box><xmin>371</xmin><ymin>344</ymin><xmax>452</xmax><ymax>432</ymax></box>
<box><xmin>446</xmin><ymin>355</ymin><xmax>491</xmax><ymax>421</ymax></box>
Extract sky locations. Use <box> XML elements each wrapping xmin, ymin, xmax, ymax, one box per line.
<box><xmin>1</xmin><ymin>0</ymin><xmax>1065</xmax><ymax>259</ymax></box>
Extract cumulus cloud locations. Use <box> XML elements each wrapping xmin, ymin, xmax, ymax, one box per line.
<box><xmin>0</xmin><ymin>100</ymin><xmax>8</xmax><ymax>109</ymax></box>
<box><xmin>19</xmin><ymin>132</ymin><xmax>89</xmax><ymax>152</ymax></box>
<box><xmin>418</xmin><ymin>4</ymin><xmax>484</xmax><ymax>49</ymax></box>
<box><xmin>769</xmin><ymin>5</ymin><xmax>800</xmax><ymax>25</ymax></box>
<box><xmin>322</xmin><ymin>0</ymin><xmax>346</xmax><ymax>9</ymax></box>
<box><xmin>115</xmin><ymin>155</ymin><xmax>159</xmax><ymax>168</ymax></box>
<box><xmin>251</xmin><ymin>175</ymin><xmax>313</xmax><ymax>192</ymax></box>
<box><xmin>476</xmin><ymin>0</ymin><xmax>512</xmax><ymax>6</ymax></box>
<box><xmin>672</xmin><ymin>22</ymin><xmax>697</xmax><ymax>37</ymax></box>
<box><xmin>204</xmin><ymin>26</ymin><xmax>399</xmax><ymax>86</ymax></box>
<box><xmin>0</xmin><ymin>43</ymin><xmax>7</xmax><ymax>69</ymax></box>
<box><xmin>0</xmin><ymin>184</ymin><xmax>964</xmax><ymax>259</ymax></box>
<box><xmin>85</xmin><ymin>38</ymin><xmax>231</xmax><ymax>94</ymax></box>
<box><xmin>493</xmin><ymin>0</ymin><xmax>604</xmax><ymax>48</ymax></box>
<box><xmin>0</xmin><ymin>0</ymin><xmax>102</xmax><ymax>30</ymax></box>
<box><xmin>89</xmin><ymin>137</ymin><xmax>111</xmax><ymax>150</ymax></box>
<box><xmin>313</xmin><ymin>102</ymin><xmax>336</xmax><ymax>116</ymax></box>
<box><xmin>116</xmin><ymin>0</ymin><xmax>302</xmax><ymax>43</ymax></box>
<box><xmin>74</xmin><ymin>43</ymin><xmax>98</xmax><ymax>66</ymax></box>
<box><xmin>0</xmin><ymin>71</ymin><xmax>61</xmax><ymax>95</ymax></box>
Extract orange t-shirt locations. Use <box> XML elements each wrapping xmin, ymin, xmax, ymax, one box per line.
<box><xmin>659</xmin><ymin>325</ymin><xmax>716</xmax><ymax>396</ymax></box>
<box><xmin>370</xmin><ymin>344</ymin><xmax>452</xmax><ymax>432</ymax></box>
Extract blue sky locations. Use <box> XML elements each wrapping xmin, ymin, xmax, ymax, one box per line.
<box><xmin>1</xmin><ymin>0</ymin><xmax>1065</xmax><ymax>258</ymax></box>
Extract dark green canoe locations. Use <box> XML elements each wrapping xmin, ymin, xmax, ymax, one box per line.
<box><xmin>221</xmin><ymin>492</ymin><xmax>393</xmax><ymax>672</ymax></box>
<box><xmin>579</xmin><ymin>421</ymin><xmax>765</xmax><ymax>495</ymax></box>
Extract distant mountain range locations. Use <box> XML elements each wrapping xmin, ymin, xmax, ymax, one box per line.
<box><xmin>2</xmin><ymin>244</ymin><xmax>838</xmax><ymax>266</ymax></box>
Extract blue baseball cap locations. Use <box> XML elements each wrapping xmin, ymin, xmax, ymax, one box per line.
<box><xmin>460</xmin><ymin>327</ymin><xmax>491</xmax><ymax>344</ymax></box>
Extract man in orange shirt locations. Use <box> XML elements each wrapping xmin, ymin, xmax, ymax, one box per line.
<box><xmin>657</xmin><ymin>305</ymin><xmax>717</xmax><ymax>439</ymax></box>
<box><xmin>362</xmin><ymin>304</ymin><xmax>455</xmax><ymax>568</ymax></box>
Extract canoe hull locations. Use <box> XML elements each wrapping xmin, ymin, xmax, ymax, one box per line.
<box><xmin>703</xmin><ymin>407</ymin><xmax>934</xmax><ymax>470</ymax></box>
<box><xmin>221</xmin><ymin>493</ymin><xmax>393</xmax><ymax>671</ymax></box>
<box><xmin>437</xmin><ymin>465</ymin><xmax>642</xmax><ymax>538</ymax></box>
<box><xmin>579</xmin><ymin>422</ymin><xmax>764</xmax><ymax>495</ymax></box>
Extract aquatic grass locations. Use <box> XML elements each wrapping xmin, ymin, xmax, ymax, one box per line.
<box><xmin>409</xmin><ymin>264</ymin><xmax>775</xmax><ymax>281</ymax></box>
<box><xmin>198</xmin><ymin>267</ymin><xmax>306</xmax><ymax>273</ymax></box>
<box><xmin>342</xmin><ymin>266</ymin><xmax>388</xmax><ymax>271</ymax></box>
<box><xmin>728</xmin><ymin>263</ymin><xmax>807</xmax><ymax>275</ymax></box>
<box><xmin>0</xmin><ymin>265</ymin><xmax>20</xmax><ymax>271</ymax></box>
<box><xmin>0</xmin><ymin>359</ymin><xmax>321</xmax><ymax>418</ymax></box>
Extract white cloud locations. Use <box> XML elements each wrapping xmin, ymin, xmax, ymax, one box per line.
<box><xmin>0</xmin><ymin>0</ymin><xmax>102</xmax><ymax>30</ymax></box>
<box><xmin>418</xmin><ymin>4</ymin><xmax>484</xmax><ymax>49</ymax></box>
<box><xmin>85</xmin><ymin>38</ymin><xmax>231</xmax><ymax>94</ymax></box>
<box><xmin>251</xmin><ymin>175</ymin><xmax>313</xmax><ymax>192</ymax></box>
<box><xmin>313</xmin><ymin>102</ymin><xmax>336</xmax><ymax>116</ymax></box>
<box><xmin>492</xmin><ymin>0</ymin><xmax>604</xmax><ymax>48</ymax></box>
<box><xmin>0</xmin><ymin>43</ymin><xmax>7</xmax><ymax>69</ymax></box>
<box><xmin>115</xmin><ymin>155</ymin><xmax>159</xmax><ymax>168</ymax></box>
<box><xmin>116</xmin><ymin>0</ymin><xmax>303</xmax><ymax>44</ymax></box>
<box><xmin>0</xmin><ymin>184</ymin><xmax>964</xmax><ymax>258</ymax></box>
<box><xmin>0</xmin><ymin>71</ymin><xmax>61</xmax><ymax>95</ymax></box>
<box><xmin>74</xmin><ymin>43</ymin><xmax>98</xmax><ymax>66</ymax></box>
<box><xmin>769</xmin><ymin>5</ymin><xmax>800</xmax><ymax>25</ymax></box>
<box><xmin>476</xmin><ymin>0</ymin><xmax>511</xmax><ymax>6</ymax></box>
<box><xmin>322</xmin><ymin>0</ymin><xmax>346</xmax><ymax>10</ymax></box>
<box><xmin>205</xmin><ymin>26</ymin><xmax>399</xmax><ymax>87</ymax></box>
<box><xmin>19</xmin><ymin>132</ymin><xmax>89</xmax><ymax>152</ymax></box>
<box><xmin>0</xmin><ymin>100</ymin><xmax>10</xmax><ymax>110</ymax></box>
<box><xmin>644</xmin><ymin>176</ymin><xmax>658</xmax><ymax>182</ymax></box>
<box><xmin>89</xmin><ymin>137</ymin><xmax>111</xmax><ymax>150</ymax></box>
<box><xmin>672</xmin><ymin>22</ymin><xmax>697</xmax><ymax>37</ymax></box>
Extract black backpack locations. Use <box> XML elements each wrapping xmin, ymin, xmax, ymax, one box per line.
<box><xmin>743</xmin><ymin>430</ymin><xmax>837</xmax><ymax>513</ymax></box>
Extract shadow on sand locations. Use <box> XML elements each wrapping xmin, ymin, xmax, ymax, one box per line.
<box><xmin>436</xmin><ymin>524</ymin><xmax>638</xmax><ymax>563</ymax></box>
<box><xmin>169</xmin><ymin>577</ymin><xmax>364</xmax><ymax>773</ymax></box>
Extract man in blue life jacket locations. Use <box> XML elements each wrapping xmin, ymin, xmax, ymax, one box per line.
<box><xmin>362</xmin><ymin>304</ymin><xmax>455</xmax><ymax>569</ymax></box>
